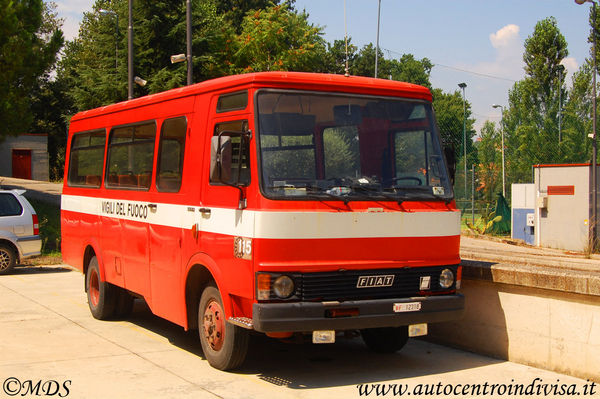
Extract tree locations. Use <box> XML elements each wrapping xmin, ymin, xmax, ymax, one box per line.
<box><xmin>231</xmin><ymin>3</ymin><xmax>326</xmax><ymax>73</ymax></box>
<box><xmin>0</xmin><ymin>0</ymin><xmax>63</xmax><ymax>137</ymax></box>
<box><xmin>561</xmin><ymin>61</ymin><xmax>594</xmax><ymax>164</ymax></box>
<box><xmin>321</xmin><ymin>38</ymin><xmax>358</xmax><ymax>75</ymax></box>
<box><xmin>431</xmin><ymin>88</ymin><xmax>476</xmax><ymax>198</ymax></box>
<box><xmin>215</xmin><ymin>0</ymin><xmax>294</xmax><ymax>33</ymax></box>
<box><xmin>475</xmin><ymin>121</ymin><xmax>501</xmax><ymax>202</ymax></box>
<box><xmin>59</xmin><ymin>0</ymin><xmax>234</xmax><ymax>111</ymax></box>
<box><xmin>503</xmin><ymin>17</ymin><xmax>568</xmax><ymax>183</ymax></box>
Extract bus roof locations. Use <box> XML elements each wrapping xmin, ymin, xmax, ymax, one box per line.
<box><xmin>70</xmin><ymin>71</ymin><xmax>432</xmax><ymax>122</ymax></box>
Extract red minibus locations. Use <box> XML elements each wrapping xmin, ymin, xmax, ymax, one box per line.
<box><xmin>61</xmin><ymin>72</ymin><xmax>464</xmax><ymax>370</ymax></box>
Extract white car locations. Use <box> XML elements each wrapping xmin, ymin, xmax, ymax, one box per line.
<box><xmin>0</xmin><ymin>189</ymin><xmax>42</xmax><ymax>274</ymax></box>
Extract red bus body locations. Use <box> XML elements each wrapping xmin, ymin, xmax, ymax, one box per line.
<box><xmin>61</xmin><ymin>72</ymin><xmax>463</xmax><ymax>369</ymax></box>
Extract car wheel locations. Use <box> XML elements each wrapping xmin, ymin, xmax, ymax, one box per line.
<box><xmin>361</xmin><ymin>326</ymin><xmax>409</xmax><ymax>353</ymax></box>
<box><xmin>86</xmin><ymin>256</ymin><xmax>116</xmax><ymax>319</ymax></box>
<box><xmin>0</xmin><ymin>244</ymin><xmax>16</xmax><ymax>275</ymax></box>
<box><xmin>198</xmin><ymin>284</ymin><xmax>248</xmax><ymax>370</ymax></box>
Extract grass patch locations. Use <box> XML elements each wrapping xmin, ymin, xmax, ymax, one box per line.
<box><xmin>26</xmin><ymin>197</ymin><xmax>61</xmax><ymax>258</ymax></box>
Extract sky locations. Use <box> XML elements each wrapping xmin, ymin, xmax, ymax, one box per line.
<box><xmin>53</xmin><ymin>0</ymin><xmax>595</xmax><ymax>133</ymax></box>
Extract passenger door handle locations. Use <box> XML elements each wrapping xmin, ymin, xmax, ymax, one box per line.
<box><xmin>199</xmin><ymin>208</ymin><xmax>211</xmax><ymax>216</ymax></box>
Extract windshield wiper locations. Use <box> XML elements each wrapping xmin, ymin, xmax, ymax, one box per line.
<box><xmin>351</xmin><ymin>184</ymin><xmax>406</xmax><ymax>204</ymax></box>
<box><xmin>306</xmin><ymin>186</ymin><xmax>351</xmax><ymax>204</ymax></box>
<box><xmin>388</xmin><ymin>189</ymin><xmax>453</xmax><ymax>204</ymax></box>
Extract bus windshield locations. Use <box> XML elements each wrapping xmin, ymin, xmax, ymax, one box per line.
<box><xmin>256</xmin><ymin>91</ymin><xmax>453</xmax><ymax>202</ymax></box>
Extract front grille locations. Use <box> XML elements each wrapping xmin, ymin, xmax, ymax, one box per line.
<box><xmin>295</xmin><ymin>266</ymin><xmax>458</xmax><ymax>301</ymax></box>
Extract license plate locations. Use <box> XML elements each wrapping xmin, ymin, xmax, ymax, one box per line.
<box><xmin>393</xmin><ymin>302</ymin><xmax>422</xmax><ymax>312</ymax></box>
<box><xmin>409</xmin><ymin>323</ymin><xmax>428</xmax><ymax>337</ymax></box>
<box><xmin>312</xmin><ymin>330</ymin><xmax>335</xmax><ymax>344</ymax></box>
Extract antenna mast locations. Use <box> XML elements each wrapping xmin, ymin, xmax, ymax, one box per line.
<box><xmin>344</xmin><ymin>0</ymin><xmax>349</xmax><ymax>77</ymax></box>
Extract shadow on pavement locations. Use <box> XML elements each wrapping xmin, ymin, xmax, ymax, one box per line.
<box><xmin>5</xmin><ymin>265</ymin><xmax>72</xmax><ymax>275</ymax></box>
<box><xmin>124</xmin><ymin>302</ymin><xmax>505</xmax><ymax>389</ymax></box>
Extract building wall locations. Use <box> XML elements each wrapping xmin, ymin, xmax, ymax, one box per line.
<box><xmin>0</xmin><ymin>135</ymin><xmax>49</xmax><ymax>181</ymax></box>
<box><xmin>535</xmin><ymin>165</ymin><xmax>589</xmax><ymax>252</ymax></box>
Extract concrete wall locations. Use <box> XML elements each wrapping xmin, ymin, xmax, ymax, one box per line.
<box><xmin>0</xmin><ymin>135</ymin><xmax>49</xmax><ymax>181</ymax></box>
<box><xmin>429</xmin><ymin>261</ymin><xmax>600</xmax><ymax>381</ymax></box>
<box><xmin>535</xmin><ymin>165</ymin><xmax>590</xmax><ymax>252</ymax></box>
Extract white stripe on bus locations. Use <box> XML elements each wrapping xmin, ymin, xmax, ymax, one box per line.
<box><xmin>61</xmin><ymin>194</ymin><xmax>460</xmax><ymax>239</ymax></box>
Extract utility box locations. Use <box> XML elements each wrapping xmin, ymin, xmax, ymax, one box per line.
<box><xmin>511</xmin><ymin>183</ymin><xmax>535</xmax><ymax>245</ymax></box>
<box><xmin>533</xmin><ymin>164</ymin><xmax>597</xmax><ymax>252</ymax></box>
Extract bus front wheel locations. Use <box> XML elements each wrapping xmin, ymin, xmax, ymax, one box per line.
<box><xmin>360</xmin><ymin>326</ymin><xmax>409</xmax><ymax>353</ymax></box>
<box><xmin>198</xmin><ymin>284</ymin><xmax>248</xmax><ymax>370</ymax></box>
<box><xmin>86</xmin><ymin>256</ymin><xmax>116</xmax><ymax>320</ymax></box>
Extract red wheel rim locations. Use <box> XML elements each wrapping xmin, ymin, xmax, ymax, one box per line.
<box><xmin>203</xmin><ymin>299</ymin><xmax>225</xmax><ymax>351</ymax></box>
<box><xmin>89</xmin><ymin>269</ymin><xmax>100</xmax><ymax>308</ymax></box>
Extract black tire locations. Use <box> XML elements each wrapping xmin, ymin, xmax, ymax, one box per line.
<box><xmin>113</xmin><ymin>286</ymin><xmax>134</xmax><ymax>318</ymax></box>
<box><xmin>361</xmin><ymin>326</ymin><xmax>409</xmax><ymax>353</ymax></box>
<box><xmin>198</xmin><ymin>284</ymin><xmax>249</xmax><ymax>370</ymax></box>
<box><xmin>0</xmin><ymin>243</ymin><xmax>16</xmax><ymax>275</ymax></box>
<box><xmin>85</xmin><ymin>256</ymin><xmax>116</xmax><ymax>320</ymax></box>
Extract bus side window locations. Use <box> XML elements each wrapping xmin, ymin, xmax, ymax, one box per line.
<box><xmin>156</xmin><ymin>116</ymin><xmax>187</xmax><ymax>192</ymax></box>
<box><xmin>210</xmin><ymin>120</ymin><xmax>250</xmax><ymax>186</ymax></box>
<box><xmin>67</xmin><ymin>130</ymin><xmax>106</xmax><ymax>188</ymax></box>
<box><xmin>106</xmin><ymin>121</ymin><xmax>156</xmax><ymax>190</ymax></box>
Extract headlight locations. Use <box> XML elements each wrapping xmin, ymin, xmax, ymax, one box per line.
<box><xmin>439</xmin><ymin>269</ymin><xmax>454</xmax><ymax>289</ymax></box>
<box><xmin>273</xmin><ymin>275</ymin><xmax>295</xmax><ymax>298</ymax></box>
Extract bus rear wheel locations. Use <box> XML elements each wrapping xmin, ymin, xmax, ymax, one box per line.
<box><xmin>360</xmin><ymin>326</ymin><xmax>409</xmax><ymax>353</ymax></box>
<box><xmin>86</xmin><ymin>256</ymin><xmax>116</xmax><ymax>320</ymax></box>
<box><xmin>198</xmin><ymin>284</ymin><xmax>248</xmax><ymax>370</ymax></box>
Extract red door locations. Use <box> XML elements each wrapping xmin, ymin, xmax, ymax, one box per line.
<box><xmin>12</xmin><ymin>149</ymin><xmax>32</xmax><ymax>180</ymax></box>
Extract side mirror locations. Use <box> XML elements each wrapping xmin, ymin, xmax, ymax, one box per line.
<box><xmin>210</xmin><ymin>130</ymin><xmax>251</xmax><ymax>209</ymax></box>
<box><xmin>444</xmin><ymin>145</ymin><xmax>456</xmax><ymax>185</ymax></box>
<box><xmin>210</xmin><ymin>136</ymin><xmax>232</xmax><ymax>183</ymax></box>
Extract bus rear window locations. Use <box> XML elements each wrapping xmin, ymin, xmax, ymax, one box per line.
<box><xmin>67</xmin><ymin>130</ymin><xmax>106</xmax><ymax>188</ymax></box>
<box><xmin>106</xmin><ymin>122</ymin><xmax>156</xmax><ymax>190</ymax></box>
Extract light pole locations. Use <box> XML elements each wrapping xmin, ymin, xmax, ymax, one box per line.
<box><xmin>575</xmin><ymin>0</ymin><xmax>598</xmax><ymax>247</ymax></box>
<box><xmin>128</xmin><ymin>0</ymin><xmax>133</xmax><ymax>100</ymax></box>
<box><xmin>458</xmin><ymin>82</ymin><xmax>467</xmax><ymax>196</ymax></box>
<box><xmin>375</xmin><ymin>0</ymin><xmax>381</xmax><ymax>78</ymax></box>
<box><xmin>493</xmin><ymin>104</ymin><xmax>506</xmax><ymax>197</ymax></box>
<box><xmin>98</xmin><ymin>9</ymin><xmax>118</xmax><ymax>71</ymax></box>
<box><xmin>186</xmin><ymin>0</ymin><xmax>193</xmax><ymax>85</ymax></box>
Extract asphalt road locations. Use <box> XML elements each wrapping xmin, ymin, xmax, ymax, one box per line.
<box><xmin>1</xmin><ymin>265</ymin><xmax>596</xmax><ymax>399</ymax></box>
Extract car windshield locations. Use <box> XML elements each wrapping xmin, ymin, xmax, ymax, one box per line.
<box><xmin>256</xmin><ymin>91</ymin><xmax>453</xmax><ymax>202</ymax></box>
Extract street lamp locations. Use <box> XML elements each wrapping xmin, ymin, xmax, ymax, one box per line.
<box><xmin>134</xmin><ymin>76</ymin><xmax>147</xmax><ymax>87</ymax></box>
<box><xmin>575</xmin><ymin>0</ymin><xmax>598</xmax><ymax>247</ymax></box>
<box><xmin>186</xmin><ymin>0</ymin><xmax>193</xmax><ymax>85</ymax></box>
<box><xmin>458</xmin><ymin>82</ymin><xmax>467</xmax><ymax>196</ymax></box>
<box><xmin>98</xmin><ymin>9</ymin><xmax>118</xmax><ymax>71</ymax></box>
<box><xmin>375</xmin><ymin>0</ymin><xmax>381</xmax><ymax>78</ymax></box>
<box><xmin>493</xmin><ymin>104</ymin><xmax>506</xmax><ymax>198</ymax></box>
<box><xmin>128</xmin><ymin>0</ymin><xmax>133</xmax><ymax>100</ymax></box>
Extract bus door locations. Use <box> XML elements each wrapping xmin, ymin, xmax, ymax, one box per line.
<box><xmin>204</xmin><ymin>118</ymin><xmax>254</xmax><ymax>297</ymax></box>
<box><xmin>104</xmin><ymin>121</ymin><xmax>156</xmax><ymax>301</ymax></box>
<box><xmin>148</xmin><ymin>116</ymin><xmax>188</xmax><ymax>323</ymax></box>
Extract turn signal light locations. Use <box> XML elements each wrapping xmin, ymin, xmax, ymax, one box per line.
<box><xmin>257</xmin><ymin>274</ymin><xmax>271</xmax><ymax>300</ymax></box>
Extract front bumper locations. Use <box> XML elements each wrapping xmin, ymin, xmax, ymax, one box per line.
<box><xmin>252</xmin><ymin>294</ymin><xmax>464</xmax><ymax>332</ymax></box>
